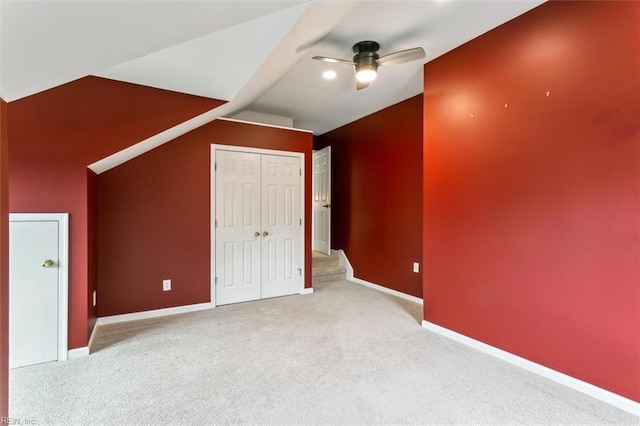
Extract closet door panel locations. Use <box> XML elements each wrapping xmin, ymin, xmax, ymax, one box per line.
<box><xmin>261</xmin><ymin>154</ymin><xmax>302</xmax><ymax>299</ymax></box>
<box><xmin>215</xmin><ymin>151</ymin><xmax>262</xmax><ymax>305</ymax></box>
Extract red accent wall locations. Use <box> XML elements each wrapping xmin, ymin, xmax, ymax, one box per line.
<box><xmin>316</xmin><ymin>95</ymin><xmax>423</xmax><ymax>298</ymax></box>
<box><xmin>0</xmin><ymin>98</ymin><xmax>9</xmax><ymax>417</ymax></box>
<box><xmin>8</xmin><ymin>77</ymin><xmax>224</xmax><ymax>348</ymax></box>
<box><xmin>423</xmin><ymin>1</ymin><xmax>640</xmax><ymax>401</ymax></box>
<box><xmin>97</xmin><ymin>119</ymin><xmax>312</xmax><ymax>316</ymax></box>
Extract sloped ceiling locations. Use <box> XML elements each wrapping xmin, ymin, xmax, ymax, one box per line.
<box><xmin>94</xmin><ymin>4</ymin><xmax>311</xmax><ymax>101</ymax></box>
<box><xmin>1</xmin><ymin>0</ymin><xmax>546</xmax><ymax>169</ymax></box>
<box><xmin>0</xmin><ymin>1</ymin><xmax>308</xmax><ymax>102</ymax></box>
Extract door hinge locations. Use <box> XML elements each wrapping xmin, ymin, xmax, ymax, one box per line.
<box><xmin>215</xmin><ymin>162</ymin><xmax>217</xmax><ymax>171</ymax></box>
<box><xmin>215</xmin><ymin>277</ymin><xmax>218</xmax><ymax>284</ymax></box>
<box><xmin>299</xmin><ymin>169</ymin><xmax>302</xmax><ymax>176</ymax></box>
<box><xmin>299</xmin><ymin>218</ymin><xmax>302</xmax><ymax>226</ymax></box>
<box><xmin>298</xmin><ymin>268</ymin><xmax>302</xmax><ymax>276</ymax></box>
<box><xmin>215</xmin><ymin>219</ymin><xmax>218</xmax><ymax>228</ymax></box>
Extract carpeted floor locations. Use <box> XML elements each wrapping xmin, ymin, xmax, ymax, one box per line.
<box><xmin>9</xmin><ymin>279</ymin><xmax>639</xmax><ymax>425</ymax></box>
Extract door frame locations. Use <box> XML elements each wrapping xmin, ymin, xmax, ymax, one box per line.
<box><xmin>210</xmin><ymin>144</ymin><xmax>305</xmax><ymax>307</ymax></box>
<box><xmin>9</xmin><ymin>213</ymin><xmax>69</xmax><ymax>362</ymax></box>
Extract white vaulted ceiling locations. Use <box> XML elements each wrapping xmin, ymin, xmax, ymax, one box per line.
<box><xmin>0</xmin><ymin>1</ymin><xmax>308</xmax><ymax>101</ymax></box>
<box><xmin>1</xmin><ymin>0</ymin><xmax>546</xmax><ymax>137</ymax></box>
<box><xmin>94</xmin><ymin>4</ymin><xmax>312</xmax><ymax>101</ymax></box>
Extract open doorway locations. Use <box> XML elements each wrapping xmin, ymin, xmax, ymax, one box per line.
<box><xmin>312</xmin><ymin>146</ymin><xmax>331</xmax><ymax>255</ymax></box>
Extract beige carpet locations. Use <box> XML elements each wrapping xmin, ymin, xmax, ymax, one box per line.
<box><xmin>9</xmin><ymin>279</ymin><xmax>639</xmax><ymax>425</ymax></box>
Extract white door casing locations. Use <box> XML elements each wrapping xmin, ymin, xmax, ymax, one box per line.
<box><xmin>313</xmin><ymin>146</ymin><xmax>331</xmax><ymax>255</ymax></box>
<box><xmin>9</xmin><ymin>213</ymin><xmax>69</xmax><ymax>368</ymax></box>
<box><xmin>211</xmin><ymin>145</ymin><xmax>304</xmax><ymax>306</ymax></box>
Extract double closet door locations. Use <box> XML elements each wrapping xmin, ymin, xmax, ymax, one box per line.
<box><xmin>215</xmin><ymin>149</ymin><xmax>302</xmax><ymax>305</ymax></box>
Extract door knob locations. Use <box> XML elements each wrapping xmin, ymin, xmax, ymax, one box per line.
<box><xmin>255</xmin><ymin>231</ymin><xmax>260</xmax><ymax>237</ymax></box>
<box><xmin>323</xmin><ymin>204</ymin><xmax>331</xmax><ymax>208</ymax></box>
<box><xmin>263</xmin><ymin>231</ymin><xmax>269</xmax><ymax>237</ymax></box>
<box><xmin>42</xmin><ymin>259</ymin><xmax>55</xmax><ymax>268</ymax></box>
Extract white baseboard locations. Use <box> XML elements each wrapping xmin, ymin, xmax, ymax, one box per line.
<box><xmin>337</xmin><ymin>249</ymin><xmax>354</xmax><ymax>279</ymax></box>
<box><xmin>65</xmin><ymin>322</ymin><xmax>97</xmax><ymax>360</ymax></box>
<box><xmin>300</xmin><ymin>287</ymin><xmax>314</xmax><ymax>295</ymax></box>
<box><xmin>351</xmin><ymin>277</ymin><xmax>423</xmax><ymax>305</ymax></box>
<box><xmin>65</xmin><ymin>303</ymin><xmax>212</xmax><ymax>360</ymax></box>
<box><xmin>96</xmin><ymin>302</ymin><xmax>212</xmax><ymax>326</ymax></box>
<box><xmin>421</xmin><ymin>320</ymin><xmax>640</xmax><ymax>416</ymax></box>
<box><xmin>338</xmin><ymin>249</ymin><xmax>423</xmax><ymax>305</ymax></box>
<box><xmin>67</xmin><ymin>347</ymin><xmax>89</xmax><ymax>359</ymax></box>
<box><xmin>87</xmin><ymin>319</ymin><xmax>99</xmax><ymax>354</ymax></box>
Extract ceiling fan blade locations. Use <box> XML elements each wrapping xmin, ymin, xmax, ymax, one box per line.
<box><xmin>356</xmin><ymin>80</ymin><xmax>370</xmax><ymax>91</ymax></box>
<box><xmin>312</xmin><ymin>56</ymin><xmax>355</xmax><ymax>65</ymax></box>
<box><xmin>377</xmin><ymin>47</ymin><xmax>425</xmax><ymax>66</ymax></box>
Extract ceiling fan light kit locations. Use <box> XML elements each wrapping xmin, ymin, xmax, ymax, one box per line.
<box><xmin>355</xmin><ymin>65</ymin><xmax>378</xmax><ymax>83</ymax></box>
<box><xmin>313</xmin><ymin>40</ymin><xmax>425</xmax><ymax>90</ymax></box>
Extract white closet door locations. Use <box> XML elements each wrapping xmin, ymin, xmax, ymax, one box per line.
<box><xmin>9</xmin><ymin>220</ymin><xmax>59</xmax><ymax>368</ymax></box>
<box><xmin>215</xmin><ymin>150</ymin><xmax>262</xmax><ymax>305</ymax></box>
<box><xmin>261</xmin><ymin>154</ymin><xmax>302</xmax><ymax>299</ymax></box>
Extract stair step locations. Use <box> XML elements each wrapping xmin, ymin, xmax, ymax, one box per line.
<box><xmin>312</xmin><ymin>265</ymin><xmax>346</xmax><ymax>277</ymax></box>
<box><xmin>312</xmin><ymin>259</ymin><xmax>340</xmax><ymax>271</ymax></box>
<box><xmin>312</xmin><ymin>257</ymin><xmax>340</xmax><ymax>266</ymax></box>
<box><xmin>312</xmin><ymin>271</ymin><xmax>347</xmax><ymax>284</ymax></box>
<box><xmin>312</xmin><ymin>253</ymin><xmax>340</xmax><ymax>263</ymax></box>
<box><xmin>311</xmin><ymin>251</ymin><xmax>346</xmax><ymax>284</ymax></box>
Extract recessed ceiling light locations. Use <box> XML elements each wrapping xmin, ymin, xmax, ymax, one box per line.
<box><xmin>323</xmin><ymin>70</ymin><xmax>337</xmax><ymax>80</ymax></box>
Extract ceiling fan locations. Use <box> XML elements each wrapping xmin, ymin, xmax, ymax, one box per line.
<box><xmin>312</xmin><ymin>40</ymin><xmax>425</xmax><ymax>90</ymax></box>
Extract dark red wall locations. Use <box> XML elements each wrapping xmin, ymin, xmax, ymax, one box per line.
<box><xmin>8</xmin><ymin>77</ymin><xmax>223</xmax><ymax>347</ymax></box>
<box><xmin>423</xmin><ymin>1</ymin><xmax>639</xmax><ymax>401</ymax></box>
<box><xmin>0</xmin><ymin>98</ymin><xmax>9</xmax><ymax>417</ymax></box>
<box><xmin>316</xmin><ymin>95</ymin><xmax>423</xmax><ymax>298</ymax></box>
<box><xmin>97</xmin><ymin>119</ymin><xmax>313</xmax><ymax>316</ymax></box>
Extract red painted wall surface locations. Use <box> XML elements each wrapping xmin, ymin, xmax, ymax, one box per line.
<box><xmin>423</xmin><ymin>1</ymin><xmax>639</xmax><ymax>401</ymax></box>
<box><xmin>316</xmin><ymin>95</ymin><xmax>423</xmax><ymax>298</ymax></box>
<box><xmin>8</xmin><ymin>77</ymin><xmax>223</xmax><ymax>347</ymax></box>
<box><xmin>97</xmin><ymin>119</ymin><xmax>312</xmax><ymax>316</ymax></box>
<box><xmin>0</xmin><ymin>98</ymin><xmax>9</xmax><ymax>417</ymax></box>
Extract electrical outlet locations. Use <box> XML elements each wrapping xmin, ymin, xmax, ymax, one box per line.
<box><xmin>93</xmin><ymin>291</ymin><xmax>97</xmax><ymax>307</ymax></box>
<box><xmin>413</xmin><ymin>262</ymin><xmax>420</xmax><ymax>273</ymax></box>
<box><xmin>163</xmin><ymin>279</ymin><xmax>171</xmax><ymax>291</ymax></box>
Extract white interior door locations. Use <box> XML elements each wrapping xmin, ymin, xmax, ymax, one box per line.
<box><xmin>313</xmin><ymin>146</ymin><xmax>331</xmax><ymax>255</ymax></box>
<box><xmin>9</xmin><ymin>220</ymin><xmax>60</xmax><ymax>368</ymax></box>
<box><xmin>261</xmin><ymin>155</ymin><xmax>302</xmax><ymax>299</ymax></box>
<box><xmin>215</xmin><ymin>151</ymin><xmax>262</xmax><ymax>305</ymax></box>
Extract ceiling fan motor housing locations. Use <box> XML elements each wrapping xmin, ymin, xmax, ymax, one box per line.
<box><xmin>353</xmin><ymin>41</ymin><xmax>380</xmax><ymax>61</ymax></box>
<box><xmin>353</xmin><ymin>41</ymin><xmax>380</xmax><ymax>75</ymax></box>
